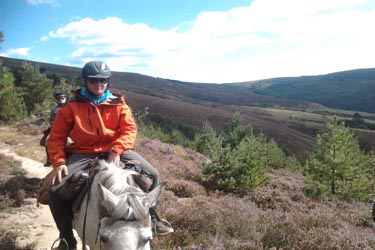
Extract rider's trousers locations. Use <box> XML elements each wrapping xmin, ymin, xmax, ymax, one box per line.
<box><xmin>48</xmin><ymin>188</ymin><xmax>77</xmax><ymax>248</ymax></box>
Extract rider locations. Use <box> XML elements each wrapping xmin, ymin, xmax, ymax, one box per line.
<box><xmin>50</xmin><ymin>92</ymin><xmax>67</xmax><ymax>124</ymax></box>
<box><xmin>42</xmin><ymin>92</ymin><xmax>67</xmax><ymax>166</ymax></box>
<box><xmin>47</xmin><ymin>61</ymin><xmax>174</xmax><ymax>250</ymax></box>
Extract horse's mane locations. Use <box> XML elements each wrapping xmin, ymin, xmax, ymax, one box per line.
<box><xmin>96</xmin><ymin>160</ymin><xmax>149</xmax><ymax>222</ymax></box>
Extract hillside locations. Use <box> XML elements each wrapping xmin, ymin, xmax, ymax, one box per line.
<box><xmin>1</xmin><ymin>124</ymin><xmax>375</xmax><ymax>250</ymax></box>
<box><xmin>2</xmin><ymin>56</ymin><xmax>373</xmax><ymax>113</ymax></box>
<box><xmin>1</xmin><ymin>56</ymin><xmax>375</xmax><ymax>158</ymax></box>
<box><xmin>231</xmin><ymin>68</ymin><xmax>375</xmax><ymax>113</ymax></box>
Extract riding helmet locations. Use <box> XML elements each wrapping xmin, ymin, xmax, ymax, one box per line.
<box><xmin>81</xmin><ymin>61</ymin><xmax>111</xmax><ymax>79</ymax></box>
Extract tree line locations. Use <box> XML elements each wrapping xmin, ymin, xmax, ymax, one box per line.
<box><xmin>0</xmin><ymin>60</ymin><xmax>75</xmax><ymax>123</ymax></box>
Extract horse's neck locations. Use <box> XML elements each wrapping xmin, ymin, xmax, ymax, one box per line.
<box><xmin>73</xmin><ymin>173</ymin><xmax>101</xmax><ymax>249</ymax></box>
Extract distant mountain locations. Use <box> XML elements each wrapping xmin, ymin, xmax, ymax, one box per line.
<box><xmin>1</xmin><ymin>56</ymin><xmax>374</xmax><ymax>158</ymax></box>
<box><xmin>230</xmin><ymin>69</ymin><xmax>375</xmax><ymax>113</ymax></box>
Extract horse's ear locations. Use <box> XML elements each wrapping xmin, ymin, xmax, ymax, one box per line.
<box><xmin>143</xmin><ymin>182</ymin><xmax>166</xmax><ymax>208</ymax></box>
<box><xmin>98</xmin><ymin>182</ymin><xmax>121</xmax><ymax>214</ymax></box>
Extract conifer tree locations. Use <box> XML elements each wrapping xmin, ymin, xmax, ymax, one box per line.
<box><xmin>18</xmin><ymin>62</ymin><xmax>54</xmax><ymax>115</ymax></box>
<box><xmin>304</xmin><ymin>117</ymin><xmax>374</xmax><ymax>201</ymax></box>
<box><xmin>195</xmin><ymin>120</ymin><xmax>223</xmax><ymax>159</ymax></box>
<box><xmin>0</xmin><ymin>31</ymin><xmax>4</xmax><ymax>49</ymax></box>
<box><xmin>0</xmin><ymin>62</ymin><xmax>27</xmax><ymax>123</ymax></box>
<box><xmin>54</xmin><ymin>76</ymin><xmax>73</xmax><ymax>96</ymax></box>
<box><xmin>226</xmin><ymin>111</ymin><xmax>253</xmax><ymax>149</ymax></box>
<box><xmin>197</xmin><ymin>113</ymin><xmax>296</xmax><ymax>195</ymax></box>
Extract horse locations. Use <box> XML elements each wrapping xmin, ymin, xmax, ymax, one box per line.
<box><xmin>72</xmin><ymin>159</ymin><xmax>165</xmax><ymax>250</ymax></box>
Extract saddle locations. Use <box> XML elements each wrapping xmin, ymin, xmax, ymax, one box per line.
<box><xmin>37</xmin><ymin>158</ymin><xmax>152</xmax><ymax>211</ymax></box>
<box><xmin>37</xmin><ymin>158</ymin><xmax>98</xmax><ymax>213</ymax></box>
<box><xmin>123</xmin><ymin>160</ymin><xmax>153</xmax><ymax>191</ymax></box>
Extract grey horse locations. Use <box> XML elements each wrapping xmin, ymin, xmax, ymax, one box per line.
<box><xmin>73</xmin><ymin>160</ymin><xmax>165</xmax><ymax>250</ymax></box>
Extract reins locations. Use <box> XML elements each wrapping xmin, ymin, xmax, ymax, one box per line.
<box><xmin>81</xmin><ymin>173</ymin><xmax>93</xmax><ymax>250</ymax></box>
<box><xmin>79</xmin><ymin>158</ymin><xmax>99</xmax><ymax>250</ymax></box>
<box><xmin>76</xmin><ymin>160</ymin><xmax>151</xmax><ymax>250</ymax></box>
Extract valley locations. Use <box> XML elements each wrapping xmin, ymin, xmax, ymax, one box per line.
<box><xmin>1</xmin><ymin>56</ymin><xmax>374</xmax><ymax>158</ymax></box>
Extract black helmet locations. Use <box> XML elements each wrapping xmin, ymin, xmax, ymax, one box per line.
<box><xmin>81</xmin><ymin>61</ymin><xmax>111</xmax><ymax>79</ymax></box>
<box><xmin>54</xmin><ymin>92</ymin><xmax>66</xmax><ymax>99</ymax></box>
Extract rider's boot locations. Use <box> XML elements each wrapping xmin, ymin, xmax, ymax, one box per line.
<box><xmin>150</xmin><ymin>206</ymin><xmax>174</xmax><ymax>236</ymax></box>
<box><xmin>48</xmin><ymin>189</ymin><xmax>77</xmax><ymax>250</ymax></box>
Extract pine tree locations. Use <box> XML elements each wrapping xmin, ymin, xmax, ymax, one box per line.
<box><xmin>226</xmin><ymin>111</ymin><xmax>253</xmax><ymax>149</ymax></box>
<box><xmin>196</xmin><ymin>113</ymin><xmax>297</xmax><ymax>195</ymax></box>
<box><xmin>0</xmin><ymin>31</ymin><xmax>4</xmax><ymax>49</ymax></box>
<box><xmin>54</xmin><ymin>76</ymin><xmax>73</xmax><ymax>97</ymax></box>
<box><xmin>304</xmin><ymin>117</ymin><xmax>374</xmax><ymax>201</ymax></box>
<box><xmin>194</xmin><ymin>120</ymin><xmax>223</xmax><ymax>159</ymax></box>
<box><xmin>0</xmin><ymin>62</ymin><xmax>27</xmax><ymax>123</ymax></box>
<box><xmin>18</xmin><ymin>62</ymin><xmax>54</xmax><ymax>115</ymax></box>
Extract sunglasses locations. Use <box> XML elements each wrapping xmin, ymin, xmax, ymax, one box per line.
<box><xmin>58</xmin><ymin>97</ymin><xmax>66</xmax><ymax>100</ymax></box>
<box><xmin>87</xmin><ymin>77</ymin><xmax>108</xmax><ymax>84</ymax></box>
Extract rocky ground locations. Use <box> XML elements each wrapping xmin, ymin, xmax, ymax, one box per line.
<box><xmin>0</xmin><ymin>125</ymin><xmax>84</xmax><ymax>250</ymax></box>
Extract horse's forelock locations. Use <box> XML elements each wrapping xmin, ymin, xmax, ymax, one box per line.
<box><xmin>96</xmin><ymin>161</ymin><xmax>149</xmax><ymax>222</ymax></box>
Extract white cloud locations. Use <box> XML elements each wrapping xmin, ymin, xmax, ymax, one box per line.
<box><xmin>5</xmin><ymin>47</ymin><xmax>32</xmax><ymax>56</ymax></box>
<box><xmin>48</xmin><ymin>0</ymin><xmax>375</xmax><ymax>82</ymax></box>
<box><xmin>26</xmin><ymin>0</ymin><xmax>59</xmax><ymax>6</ymax></box>
<box><xmin>40</xmin><ymin>36</ymin><xmax>49</xmax><ymax>42</ymax></box>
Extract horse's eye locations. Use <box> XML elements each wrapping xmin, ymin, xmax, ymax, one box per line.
<box><xmin>100</xmin><ymin>235</ymin><xmax>109</xmax><ymax>244</ymax></box>
<box><xmin>138</xmin><ymin>237</ymin><xmax>152</xmax><ymax>248</ymax></box>
<box><xmin>146</xmin><ymin>236</ymin><xmax>153</xmax><ymax>244</ymax></box>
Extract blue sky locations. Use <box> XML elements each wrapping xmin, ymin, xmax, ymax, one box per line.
<box><xmin>1</xmin><ymin>0</ymin><xmax>374</xmax><ymax>83</ymax></box>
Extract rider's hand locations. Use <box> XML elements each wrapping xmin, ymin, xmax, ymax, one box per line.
<box><xmin>107</xmin><ymin>151</ymin><xmax>120</xmax><ymax>166</ymax></box>
<box><xmin>51</xmin><ymin>164</ymin><xmax>68</xmax><ymax>185</ymax></box>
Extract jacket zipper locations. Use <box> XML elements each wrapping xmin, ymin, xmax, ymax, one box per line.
<box><xmin>93</xmin><ymin>106</ymin><xmax>100</xmax><ymax>136</ymax></box>
<box><xmin>88</xmin><ymin>107</ymin><xmax>93</xmax><ymax>132</ymax></box>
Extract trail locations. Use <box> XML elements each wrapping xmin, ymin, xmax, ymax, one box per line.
<box><xmin>0</xmin><ymin>148</ymin><xmax>83</xmax><ymax>250</ymax></box>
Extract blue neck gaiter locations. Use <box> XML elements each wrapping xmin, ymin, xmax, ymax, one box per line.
<box><xmin>80</xmin><ymin>87</ymin><xmax>114</xmax><ymax>105</ymax></box>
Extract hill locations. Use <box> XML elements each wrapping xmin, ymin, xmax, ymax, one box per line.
<box><xmin>1</xmin><ymin>56</ymin><xmax>374</xmax><ymax>158</ymax></box>
<box><xmin>231</xmin><ymin>69</ymin><xmax>375</xmax><ymax>113</ymax></box>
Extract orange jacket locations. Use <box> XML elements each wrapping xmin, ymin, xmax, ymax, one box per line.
<box><xmin>48</xmin><ymin>88</ymin><xmax>137</xmax><ymax>168</ymax></box>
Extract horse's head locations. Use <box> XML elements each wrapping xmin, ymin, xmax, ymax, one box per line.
<box><xmin>95</xmin><ymin>161</ymin><xmax>164</xmax><ymax>250</ymax></box>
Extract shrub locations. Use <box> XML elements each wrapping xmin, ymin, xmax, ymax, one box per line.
<box><xmin>166</xmin><ymin>179</ymin><xmax>206</xmax><ymax>198</ymax></box>
<box><xmin>0</xmin><ymin>229</ymin><xmax>35</xmax><ymax>250</ymax></box>
<box><xmin>154</xmin><ymin>195</ymin><xmax>261</xmax><ymax>250</ymax></box>
<box><xmin>196</xmin><ymin>112</ymin><xmax>301</xmax><ymax>195</ymax></box>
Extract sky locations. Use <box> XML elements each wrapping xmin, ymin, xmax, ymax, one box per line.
<box><xmin>0</xmin><ymin>0</ymin><xmax>374</xmax><ymax>83</ymax></box>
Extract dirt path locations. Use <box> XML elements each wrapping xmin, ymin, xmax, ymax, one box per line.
<box><xmin>0</xmin><ymin>148</ymin><xmax>82</xmax><ymax>250</ymax></box>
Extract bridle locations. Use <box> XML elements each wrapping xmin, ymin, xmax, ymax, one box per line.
<box><xmin>94</xmin><ymin>216</ymin><xmax>150</xmax><ymax>250</ymax></box>
<box><xmin>80</xmin><ymin>161</ymin><xmax>152</xmax><ymax>250</ymax></box>
<box><xmin>82</xmin><ymin>182</ymin><xmax>150</xmax><ymax>250</ymax></box>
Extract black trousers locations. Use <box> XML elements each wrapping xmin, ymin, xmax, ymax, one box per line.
<box><xmin>48</xmin><ymin>188</ymin><xmax>77</xmax><ymax>247</ymax></box>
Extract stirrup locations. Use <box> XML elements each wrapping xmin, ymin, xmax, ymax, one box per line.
<box><xmin>154</xmin><ymin>219</ymin><xmax>174</xmax><ymax>236</ymax></box>
<box><xmin>160</xmin><ymin>219</ymin><xmax>173</xmax><ymax>227</ymax></box>
<box><xmin>50</xmin><ymin>238</ymin><xmax>68</xmax><ymax>250</ymax></box>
